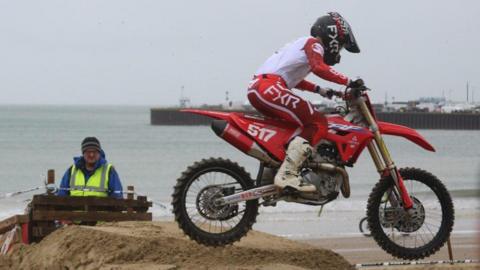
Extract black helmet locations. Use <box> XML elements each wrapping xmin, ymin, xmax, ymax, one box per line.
<box><xmin>310</xmin><ymin>12</ymin><xmax>360</xmax><ymax>55</ymax></box>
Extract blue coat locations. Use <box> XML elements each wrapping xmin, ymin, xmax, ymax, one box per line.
<box><xmin>57</xmin><ymin>151</ymin><xmax>123</xmax><ymax>198</ymax></box>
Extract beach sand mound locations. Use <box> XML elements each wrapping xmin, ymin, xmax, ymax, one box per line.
<box><xmin>0</xmin><ymin>221</ymin><xmax>353</xmax><ymax>270</ymax></box>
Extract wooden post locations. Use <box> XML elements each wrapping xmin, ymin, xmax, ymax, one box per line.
<box><xmin>447</xmin><ymin>237</ymin><xmax>453</xmax><ymax>263</ymax></box>
<box><xmin>127</xmin><ymin>186</ymin><xmax>134</xmax><ymax>200</ymax></box>
<box><xmin>47</xmin><ymin>169</ymin><xmax>55</xmax><ymax>195</ymax></box>
<box><xmin>127</xmin><ymin>186</ymin><xmax>134</xmax><ymax>213</ymax></box>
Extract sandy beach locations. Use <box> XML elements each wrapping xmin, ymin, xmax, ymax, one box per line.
<box><xmin>302</xmin><ymin>233</ymin><xmax>480</xmax><ymax>269</ymax></box>
<box><xmin>0</xmin><ymin>221</ymin><xmax>478</xmax><ymax>270</ymax></box>
<box><xmin>0</xmin><ymin>221</ymin><xmax>352</xmax><ymax>270</ymax></box>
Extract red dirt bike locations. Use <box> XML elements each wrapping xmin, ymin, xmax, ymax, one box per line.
<box><xmin>172</xmin><ymin>86</ymin><xmax>454</xmax><ymax>260</ymax></box>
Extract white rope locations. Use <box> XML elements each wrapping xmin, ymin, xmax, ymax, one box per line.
<box><xmin>0</xmin><ymin>186</ymin><xmax>43</xmax><ymax>199</ymax></box>
<box><xmin>0</xmin><ymin>185</ymin><xmax>169</xmax><ymax>212</ymax></box>
<box><xmin>355</xmin><ymin>259</ymin><xmax>479</xmax><ymax>268</ymax></box>
<box><xmin>56</xmin><ymin>187</ymin><xmax>123</xmax><ymax>193</ymax></box>
<box><xmin>133</xmin><ymin>191</ymin><xmax>168</xmax><ymax>210</ymax></box>
<box><xmin>42</xmin><ymin>186</ymin><xmax>169</xmax><ymax>210</ymax></box>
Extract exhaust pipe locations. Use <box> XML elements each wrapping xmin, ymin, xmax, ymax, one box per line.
<box><xmin>211</xmin><ymin>120</ymin><xmax>279</xmax><ymax>167</ymax></box>
<box><xmin>308</xmin><ymin>162</ymin><xmax>351</xmax><ymax>198</ymax></box>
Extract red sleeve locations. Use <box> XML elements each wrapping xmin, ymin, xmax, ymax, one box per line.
<box><xmin>294</xmin><ymin>79</ymin><xmax>316</xmax><ymax>92</ymax></box>
<box><xmin>304</xmin><ymin>38</ymin><xmax>350</xmax><ymax>86</ymax></box>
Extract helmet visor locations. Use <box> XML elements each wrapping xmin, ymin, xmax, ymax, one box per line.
<box><xmin>343</xmin><ymin>20</ymin><xmax>360</xmax><ymax>53</ymax></box>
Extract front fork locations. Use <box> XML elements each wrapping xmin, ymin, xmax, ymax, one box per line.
<box><xmin>359</xmin><ymin>101</ymin><xmax>414</xmax><ymax>210</ymax></box>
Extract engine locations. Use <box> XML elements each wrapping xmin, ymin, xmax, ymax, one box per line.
<box><xmin>260</xmin><ymin>140</ymin><xmax>348</xmax><ymax>205</ymax></box>
<box><xmin>300</xmin><ymin>141</ymin><xmax>344</xmax><ymax>203</ymax></box>
<box><xmin>301</xmin><ymin>169</ymin><xmax>343</xmax><ymax>202</ymax></box>
<box><xmin>314</xmin><ymin>141</ymin><xmax>339</xmax><ymax>164</ymax></box>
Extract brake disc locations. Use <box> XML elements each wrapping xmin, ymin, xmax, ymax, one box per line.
<box><xmin>380</xmin><ymin>196</ymin><xmax>425</xmax><ymax>233</ymax></box>
<box><xmin>395</xmin><ymin>197</ymin><xmax>425</xmax><ymax>233</ymax></box>
<box><xmin>196</xmin><ymin>186</ymin><xmax>238</xmax><ymax>221</ymax></box>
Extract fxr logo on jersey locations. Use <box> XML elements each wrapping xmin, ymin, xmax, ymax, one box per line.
<box><xmin>247</xmin><ymin>124</ymin><xmax>277</xmax><ymax>142</ymax></box>
<box><xmin>264</xmin><ymin>85</ymin><xmax>300</xmax><ymax>109</ymax></box>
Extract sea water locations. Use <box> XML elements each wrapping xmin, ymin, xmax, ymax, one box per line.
<box><xmin>0</xmin><ymin>105</ymin><xmax>478</xmax><ymax>238</ymax></box>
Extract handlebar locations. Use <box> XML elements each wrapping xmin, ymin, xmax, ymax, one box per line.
<box><xmin>344</xmin><ymin>85</ymin><xmax>370</xmax><ymax>100</ymax></box>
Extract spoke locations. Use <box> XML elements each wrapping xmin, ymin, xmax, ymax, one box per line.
<box><xmin>216</xmin><ymin>182</ymin><xmax>239</xmax><ymax>187</ymax></box>
<box><xmin>189</xmin><ymin>213</ymin><xmax>201</xmax><ymax>222</ymax></box>
<box><xmin>417</xmin><ymin>227</ymin><xmax>428</xmax><ymax>245</ymax></box>
<box><xmin>186</xmin><ymin>206</ymin><xmax>198</xmax><ymax>214</ymax></box>
<box><xmin>196</xmin><ymin>217</ymin><xmax>209</xmax><ymax>228</ymax></box>
<box><xmin>423</xmin><ymin>221</ymin><xmax>440</xmax><ymax>229</ymax></box>
<box><xmin>420</xmin><ymin>226</ymin><xmax>434</xmax><ymax>243</ymax></box>
<box><xmin>206</xmin><ymin>172</ymin><xmax>212</xmax><ymax>185</ymax></box>
<box><xmin>423</xmin><ymin>222</ymin><xmax>437</xmax><ymax>238</ymax></box>
<box><xmin>212</xmin><ymin>172</ymin><xmax>217</xmax><ymax>185</ymax></box>
<box><xmin>415</xmin><ymin>230</ymin><xmax>418</xmax><ymax>248</ymax></box>
<box><xmin>191</xmin><ymin>180</ymin><xmax>202</xmax><ymax>189</ymax></box>
<box><xmin>228</xmin><ymin>215</ymin><xmax>237</xmax><ymax>225</ymax></box>
<box><xmin>427</xmin><ymin>212</ymin><xmax>444</xmax><ymax>218</ymax></box>
<box><xmin>425</xmin><ymin>216</ymin><xmax>443</xmax><ymax>223</ymax></box>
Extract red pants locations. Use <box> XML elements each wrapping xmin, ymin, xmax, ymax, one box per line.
<box><xmin>247</xmin><ymin>74</ymin><xmax>327</xmax><ymax>145</ymax></box>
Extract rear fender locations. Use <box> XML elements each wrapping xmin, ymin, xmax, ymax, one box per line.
<box><xmin>378</xmin><ymin>121</ymin><xmax>435</xmax><ymax>152</ymax></box>
<box><xmin>181</xmin><ymin>109</ymin><xmax>233</xmax><ymax>121</ymax></box>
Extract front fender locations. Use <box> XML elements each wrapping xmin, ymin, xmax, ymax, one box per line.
<box><xmin>378</xmin><ymin>121</ymin><xmax>435</xmax><ymax>152</ymax></box>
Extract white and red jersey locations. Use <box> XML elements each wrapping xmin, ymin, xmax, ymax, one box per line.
<box><xmin>255</xmin><ymin>37</ymin><xmax>350</xmax><ymax>92</ymax></box>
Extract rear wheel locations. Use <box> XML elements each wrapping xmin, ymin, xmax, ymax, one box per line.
<box><xmin>172</xmin><ymin>158</ymin><xmax>259</xmax><ymax>246</ymax></box>
<box><xmin>367</xmin><ymin>168</ymin><xmax>454</xmax><ymax>260</ymax></box>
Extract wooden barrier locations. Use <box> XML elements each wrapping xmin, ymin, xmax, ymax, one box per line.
<box><xmin>0</xmin><ymin>169</ymin><xmax>153</xmax><ymax>245</ymax></box>
<box><xmin>28</xmin><ymin>194</ymin><xmax>152</xmax><ymax>242</ymax></box>
<box><xmin>0</xmin><ymin>215</ymin><xmax>29</xmax><ymax>235</ymax></box>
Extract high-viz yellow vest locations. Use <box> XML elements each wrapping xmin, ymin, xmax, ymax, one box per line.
<box><xmin>69</xmin><ymin>164</ymin><xmax>112</xmax><ymax>197</ymax></box>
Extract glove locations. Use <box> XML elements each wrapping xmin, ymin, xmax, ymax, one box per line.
<box><xmin>348</xmin><ymin>78</ymin><xmax>364</xmax><ymax>88</ymax></box>
<box><xmin>315</xmin><ymin>86</ymin><xmax>339</xmax><ymax>99</ymax></box>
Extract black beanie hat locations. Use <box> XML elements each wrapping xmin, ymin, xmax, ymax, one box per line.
<box><xmin>81</xmin><ymin>137</ymin><xmax>101</xmax><ymax>153</ymax></box>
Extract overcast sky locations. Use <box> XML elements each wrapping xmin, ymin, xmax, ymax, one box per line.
<box><xmin>0</xmin><ymin>0</ymin><xmax>479</xmax><ymax>106</ymax></box>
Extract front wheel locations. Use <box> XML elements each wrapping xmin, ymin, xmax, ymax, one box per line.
<box><xmin>172</xmin><ymin>158</ymin><xmax>259</xmax><ymax>246</ymax></box>
<box><xmin>367</xmin><ymin>168</ymin><xmax>454</xmax><ymax>260</ymax></box>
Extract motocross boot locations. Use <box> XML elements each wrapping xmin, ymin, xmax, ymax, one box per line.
<box><xmin>274</xmin><ymin>137</ymin><xmax>316</xmax><ymax>192</ymax></box>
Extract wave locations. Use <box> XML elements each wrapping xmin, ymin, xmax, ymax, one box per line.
<box><xmin>449</xmin><ymin>188</ymin><xmax>480</xmax><ymax>198</ymax></box>
<box><xmin>150</xmin><ymin>197</ymin><xmax>480</xmax><ymax>219</ymax></box>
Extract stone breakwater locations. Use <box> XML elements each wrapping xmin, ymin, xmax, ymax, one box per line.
<box><xmin>151</xmin><ymin>108</ymin><xmax>480</xmax><ymax>129</ymax></box>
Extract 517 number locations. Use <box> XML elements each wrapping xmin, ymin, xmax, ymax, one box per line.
<box><xmin>247</xmin><ymin>124</ymin><xmax>277</xmax><ymax>142</ymax></box>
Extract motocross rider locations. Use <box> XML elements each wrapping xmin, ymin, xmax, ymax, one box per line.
<box><xmin>247</xmin><ymin>12</ymin><xmax>364</xmax><ymax>192</ymax></box>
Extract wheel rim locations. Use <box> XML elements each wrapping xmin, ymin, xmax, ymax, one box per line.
<box><xmin>184</xmin><ymin>168</ymin><xmax>248</xmax><ymax>234</ymax></box>
<box><xmin>378</xmin><ymin>179</ymin><xmax>444</xmax><ymax>249</ymax></box>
